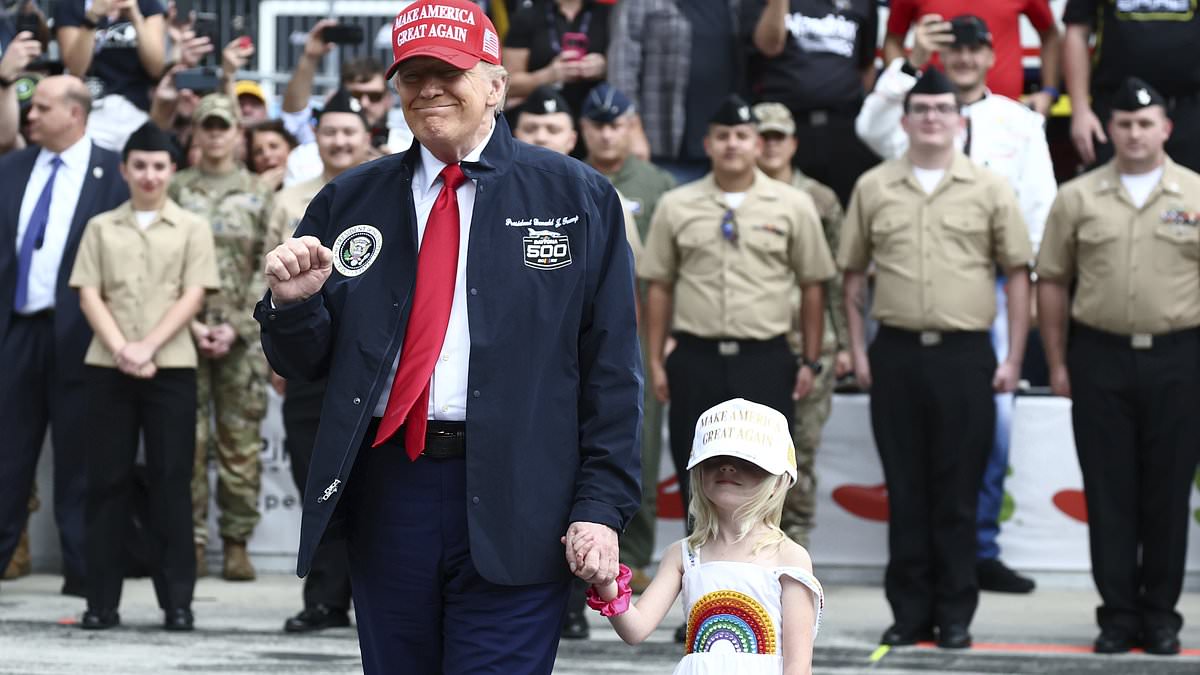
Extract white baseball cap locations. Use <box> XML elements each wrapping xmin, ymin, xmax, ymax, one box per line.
<box><xmin>686</xmin><ymin>398</ymin><xmax>797</xmax><ymax>485</ymax></box>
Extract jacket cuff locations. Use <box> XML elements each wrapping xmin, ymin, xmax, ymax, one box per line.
<box><xmin>255</xmin><ymin>291</ymin><xmax>325</xmax><ymax>334</ymax></box>
<box><xmin>568</xmin><ymin>499</ymin><xmax>625</xmax><ymax>534</ymax></box>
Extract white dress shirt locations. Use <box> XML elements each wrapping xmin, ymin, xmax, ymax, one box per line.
<box><xmin>14</xmin><ymin>136</ymin><xmax>92</xmax><ymax>313</ymax></box>
<box><xmin>372</xmin><ymin>121</ymin><xmax>496</xmax><ymax>420</ymax></box>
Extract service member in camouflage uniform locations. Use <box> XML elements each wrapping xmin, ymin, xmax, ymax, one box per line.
<box><xmin>579</xmin><ymin>83</ymin><xmax>675</xmax><ymax>592</ymax></box>
<box><xmin>169</xmin><ymin>94</ymin><xmax>273</xmax><ymax>581</ymax></box>
<box><xmin>753</xmin><ymin>102</ymin><xmax>852</xmax><ymax>547</ymax></box>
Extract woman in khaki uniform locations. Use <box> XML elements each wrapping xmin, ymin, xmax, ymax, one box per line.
<box><xmin>70</xmin><ymin>122</ymin><xmax>219</xmax><ymax>631</ymax></box>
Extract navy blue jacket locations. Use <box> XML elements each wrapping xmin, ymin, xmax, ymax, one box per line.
<box><xmin>256</xmin><ymin>117</ymin><xmax>643</xmax><ymax>585</ymax></box>
<box><xmin>0</xmin><ymin>142</ymin><xmax>128</xmax><ymax>381</ymax></box>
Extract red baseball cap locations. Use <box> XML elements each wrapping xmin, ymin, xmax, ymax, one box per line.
<box><xmin>386</xmin><ymin>0</ymin><xmax>502</xmax><ymax>79</ymax></box>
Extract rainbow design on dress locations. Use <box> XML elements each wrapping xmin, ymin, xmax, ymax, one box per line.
<box><xmin>685</xmin><ymin>589</ymin><xmax>777</xmax><ymax>655</ymax></box>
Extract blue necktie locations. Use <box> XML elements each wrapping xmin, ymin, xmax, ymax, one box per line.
<box><xmin>14</xmin><ymin>156</ymin><xmax>63</xmax><ymax>312</ymax></box>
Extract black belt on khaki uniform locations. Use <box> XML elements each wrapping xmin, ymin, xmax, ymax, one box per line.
<box><xmin>672</xmin><ymin>332</ymin><xmax>789</xmax><ymax>357</ymax></box>
<box><xmin>877</xmin><ymin>324</ymin><xmax>989</xmax><ymax>347</ymax></box>
<box><xmin>1071</xmin><ymin>322</ymin><xmax>1200</xmax><ymax>351</ymax></box>
<box><xmin>367</xmin><ymin>418</ymin><xmax>466</xmax><ymax>459</ymax></box>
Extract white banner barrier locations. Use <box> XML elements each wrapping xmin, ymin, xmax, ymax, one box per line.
<box><xmin>34</xmin><ymin>393</ymin><xmax>1200</xmax><ymax>577</ymax></box>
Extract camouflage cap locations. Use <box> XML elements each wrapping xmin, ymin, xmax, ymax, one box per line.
<box><xmin>752</xmin><ymin>102</ymin><xmax>795</xmax><ymax>136</ymax></box>
<box><xmin>195</xmin><ymin>93</ymin><xmax>240</xmax><ymax>126</ymax></box>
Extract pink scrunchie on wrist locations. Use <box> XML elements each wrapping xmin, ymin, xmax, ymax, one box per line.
<box><xmin>584</xmin><ymin>563</ymin><xmax>634</xmax><ymax>617</ymax></box>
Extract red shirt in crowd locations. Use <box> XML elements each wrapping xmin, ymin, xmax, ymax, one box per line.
<box><xmin>886</xmin><ymin>0</ymin><xmax>1056</xmax><ymax>99</ymax></box>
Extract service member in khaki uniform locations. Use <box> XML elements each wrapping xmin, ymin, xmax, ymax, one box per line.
<box><xmin>642</xmin><ymin>94</ymin><xmax>836</xmax><ymax>518</ymax></box>
<box><xmin>838</xmin><ymin>70</ymin><xmax>1033</xmax><ymax>650</ymax></box>
<box><xmin>579</xmin><ymin>83</ymin><xmax>675</xmax><ymax>593</ymax></box>
<box><xmin>1036</xmin><ymin>78</ymin><xmax>1200</xmax><ymax>657</ymax></box>
<box><xmin>69</xmin><ymin>123</ymin><xmax>219</xmax><ymax>631</ymax></box>
<box><xmin>266</xmin><ymin>89</ymin><xmax>371</xmax><ymax>635</ymax></box>
<box><xmin>753</xmin><ymin>102</ymin><xmax>851</xmax><ymax>548</ymax></box>
<box><xmin>169</xmin><ymin>94</ymin><xmax>274</xmax><ymax>581</ymax></box>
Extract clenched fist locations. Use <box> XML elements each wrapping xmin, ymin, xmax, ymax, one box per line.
<box><xmin>264</xmin><ymin>236</ymin><xmax>334</xmax><ymax>305</ymax></box>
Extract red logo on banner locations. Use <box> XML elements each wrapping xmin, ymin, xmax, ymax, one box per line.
<box><xmin>1053</xmin><ymin>489</ymin><xmax>1088</xmax><ymax>523</ymax></box>
<box><xmin>832</xmin><ymin>483</ymin><xmax>889</xmax><ymax>522</ymax></box>
<box><xmin>658</xmin><ymin>476</ymin><xmax>686</xmax><ymax>519</ymax></box>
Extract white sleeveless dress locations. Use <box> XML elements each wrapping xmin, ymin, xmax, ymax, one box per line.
<box><xmin>673</xmin><ymin>541</ymin><xmax>825</xmax><ymax>675</ymax></box>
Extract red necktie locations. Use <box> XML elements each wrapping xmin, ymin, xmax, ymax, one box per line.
<box><xmin>373</xmin><ymin>163</ymin><xmax>468</xmax><ymax>459</ymax></box>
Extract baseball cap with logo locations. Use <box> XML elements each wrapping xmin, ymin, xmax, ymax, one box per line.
<box><xmin>194</xmin><ymin>93</ymin><xmax>239</xmax><ymax>126</ymax></box>
<box><xmin>386</xmin><ymin>0</ymin><xmax>502</xmax><ymax>80</ymax></box>
<box><xmin>687</xmin><ymin>398</ymin><xmax>798</xmax><ymax>485</ymax></box>
<box><xmin>950</xmin><ymin>15</ymin><xmax>992</xmax><ymax>47</ymax></box>
<box><xmin>235</xmin><ymin>80</ymin><xmax>267</xmax><ymax>104</ymax></box>
<box><xmin>752</xmin><ymin>102</ymin><xmax>795</xmax><ymax>136</ymax></box>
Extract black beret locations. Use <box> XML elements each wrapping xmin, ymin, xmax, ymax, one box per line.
<box><xmin>519</xmin><ymin>85</ymin><xmax>573</xmax><ymax>118</ymax></box>
<box><xmin>1111</xmin><ymin>77</ymin><xmax>1166</xmax><ymax>112</ymax></box>
<box><xmin>122</xmin><ymin>121</ymin><xmax>178</xmax><ymax>163</ymax></box>
<box><xmin>709</xmin><ymin>94</ymin><xmax>757</xmax><ymax>126</ymax></box>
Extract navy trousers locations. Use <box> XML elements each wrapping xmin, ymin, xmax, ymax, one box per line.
<box><xmin>344</xmin><ymin>437</ymin><xmax>571</xmax><ymax>674</ymax></box>
<box><xmin>0</xmin><ymin>311</ymin><xmax>88</xmax><ymax>587</ymax></box>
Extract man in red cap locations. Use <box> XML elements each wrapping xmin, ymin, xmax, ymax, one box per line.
<box><xmin>256</xmin><ymin>0</ymin><xmax>642</xmax><ymax>672</ymax></box>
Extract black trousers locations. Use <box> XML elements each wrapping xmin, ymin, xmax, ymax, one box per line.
<box><xmin>666</xmin><ymin>333</ymin><xmax>797</xmax><ymax>517</ymax></box>
<box><xmin>283</xmin><ymin>377</ymin><xmax>352</xmax><ymax>611</ymax></box>
<box><xmin>84</xmin><ymin>366</ymin><xmax>196</xmax><ymax>611</ymax></box>
<box><xmin>1068</xmin><ymin>324</ymin><xmax>1200</xmax><ymax>634</ymax></box>
<box><xmin>0</xmin><ymin>311</ymin><xmax>88</xmax><ymax>587</ymax></box>
<box><xmin>869</xmin><ymin>326</ymin><xmax>995</xmax><ymax>629</ymax></box>
<box><xmin>1091</xmin><ymin>90</ymin><xmax>1200</xmax><ymax>173</ymax></box>
<box><xmin>788</xmin><ymin>108</ymin><xmax>882</xmax><ymax>207</ymax></box>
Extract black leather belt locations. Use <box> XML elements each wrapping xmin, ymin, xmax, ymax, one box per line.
<box><xmin>1072</xmin><ymin>322</ymin><xmax>1200</xmax><ymax>351</ymax></box>
<box><xmin>369</xmin><ymin>419</ymin><xmax>466</xmax><ymax>459</ymax></box>
<box><xmin>12</xmin><ymin>309</ymin><xmax>54</xmax><ymax>321</ymax></box>
<box><xmin>673</xmin><ymin>332</ymin><xmax>788</xmax><ymax>357</ymax></box>
<box><xmin>877</xmin><ymin>324</ymin><xmax>989</xmax><ymax>347</ymax></box>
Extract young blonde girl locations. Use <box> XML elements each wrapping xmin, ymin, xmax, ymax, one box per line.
<box><xmin>582</xmin><ymin>398</ymin><xmax>824</xmax><ymax>674</ymax></box>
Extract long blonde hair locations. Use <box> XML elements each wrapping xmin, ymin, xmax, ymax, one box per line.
<box><xmin>686</xmin><ymin>463</ymin><xmax>790</xmax><ymax>556</ymax></box>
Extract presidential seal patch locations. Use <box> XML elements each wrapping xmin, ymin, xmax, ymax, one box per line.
<box><xmin>332</xmin><ymin>225</ymin><xmax>382</xmax><ymax>277</ymax></box>
<box><xmin>523</xmin><ymin>229</ymin><xmax>572</xmax><ymax>270</ymax></box>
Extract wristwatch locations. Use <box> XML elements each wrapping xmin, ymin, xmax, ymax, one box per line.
<box><xmin>0</xmin><ymin>74</ymin><xmax>14</xmax><ymax>89</ymax></box>
<box><xmin>798</xmin><ymin>356</ymin><xmax>823</xmax><ymax>375</ymax></box>
<box><xmin>80</xmin><ymin>13</ymin><xmax>99</xmax><ymax>29</ymax></box>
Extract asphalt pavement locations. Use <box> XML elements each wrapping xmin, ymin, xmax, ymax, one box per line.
<box><xmin>2</xmin><ymin>571</ymin><xmax>1199</xmax><ymax>674</ymax></box>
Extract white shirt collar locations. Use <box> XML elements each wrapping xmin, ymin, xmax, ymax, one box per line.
<box><xmin>39</xmin><ymin>134</ymin><xmax>92</xmax><ymax>171</ymax></box>
<box><xmin>415</xmin><ymin>119</ymin><xmax>497</xmax><ymax>196</ymax></box>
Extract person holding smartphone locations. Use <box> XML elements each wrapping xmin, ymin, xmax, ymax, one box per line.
<box><xmin>503</xmin><ymin>0</ymin><xmax>610</xmax><ymax>128</ymax></box>
<box><xmin>54</xmin><ymin>0</ymin><xmax>166</xmax><ymax>152</ymax></box>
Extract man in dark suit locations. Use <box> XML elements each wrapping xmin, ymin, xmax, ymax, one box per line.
<box><xmin>0</xmin><ymin>75</ymin><xmax>129</xmax><ymax>595</ymax></box>
<box><xmin>256</xmin><ymin>0</ymin><xmax>642</xmax><ymax>672</ymax></box>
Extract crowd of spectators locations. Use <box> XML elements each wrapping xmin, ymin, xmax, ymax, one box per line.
<box><xmin>1</xmin><ymin>0</ymin><xmax>1198</xmax><ymax>656</ymax></box>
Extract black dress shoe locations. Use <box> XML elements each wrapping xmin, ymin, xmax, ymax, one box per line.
<box><xmin>80</xmin><ymin>608</ymin><xmax>119</xmax><ymax>630</ymax></box>
<box><xmin>1094</xmin><ymin>627</ymin><xmax>1137</xmax><ymax>654</ymax></box>
<box><xmin>560</xmin><ymin>609</ymin><xmax>589</xmax><ymax>639</ymax></box>
<box><xmin>1142</xmin><ymin>626</ymin><xmax>1181</xmax><ymax>656</ymax></box>
<box><xmin>977</xmin><ymin>558</ymin><xmax>1035</xmax><ymax>594</ymax></box>
<box><xmin>283</xmin><ymin>605</ymin><xmax>351</xmax><ymax>633</ymax></box>
<box><xmin>164</xmin><ymin>608</ymin><xmax>194</xmax><ymax>632</ymax></box>
<box><xmin>937</xmin><ymin>624</ymin><xmax>972</xmax><ymax>649</ymax></box>
<box><xmin>880</xmin><ymin>623</ymin><xmax>934</xmax><ymax>646</ymax></box>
